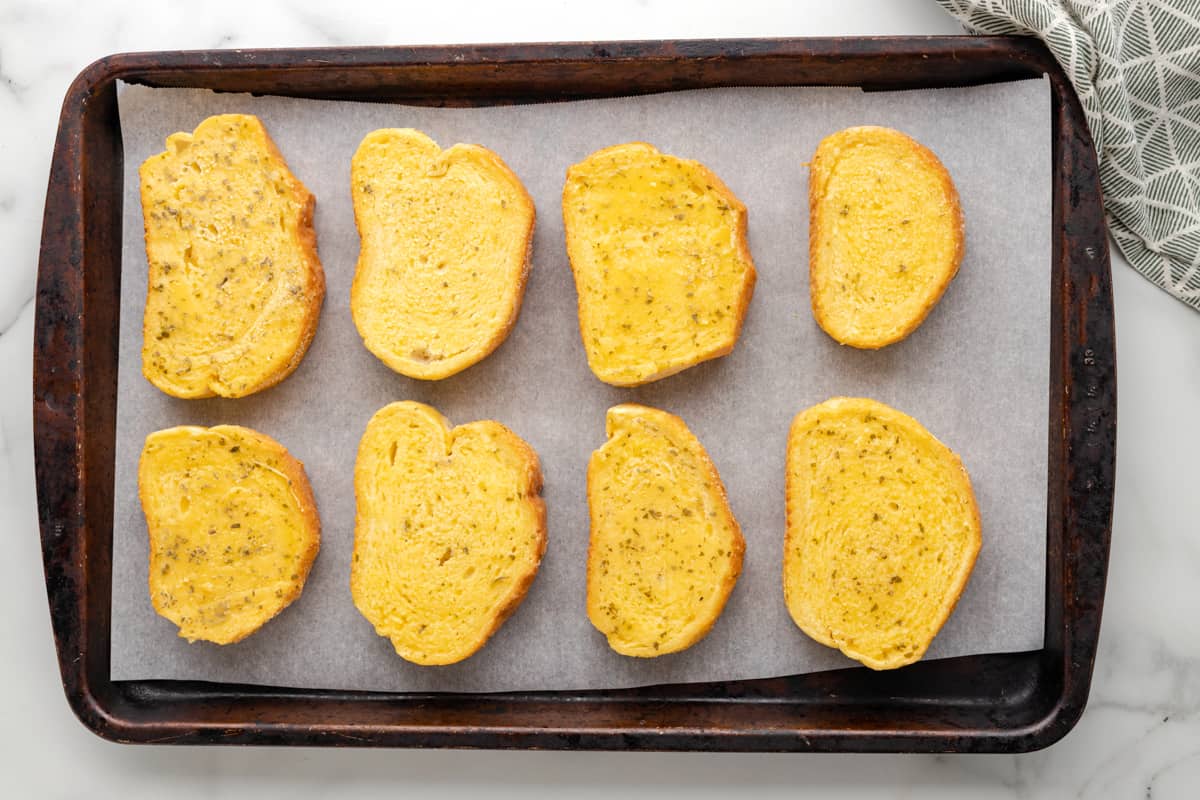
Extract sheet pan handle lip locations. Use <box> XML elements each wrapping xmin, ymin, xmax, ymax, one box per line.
<box><xmin>33</xmin><ymin>35</ymin><xmax>1114</xmax><ymax>752</ymax></box>
<box><xmin>1033</xmin><ymin>33</ymin><xmax>1117</xmax><ymax>753</ymax></box>
<box><xmin>73</xmin><ymin>35</ymin><xmax>1061</xmax><ymax>99</ymax></box>
<box><xmin>79</xmin><ymin>35</ymin><xmax>1053</xmax><ymax>68</ymax></box>
<box><xmin>34</xmin><ymin>49</ymin><xmax>117</xmax><ymax>742</ymax></box>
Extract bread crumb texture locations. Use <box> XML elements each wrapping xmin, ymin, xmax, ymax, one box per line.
<box><xmin>138</xmin><ymin>425</ymin><xmax>321</xmax><ymax>644</ymax></box>
<box><xmin>809</xmin><ymin>126</ymin><xmax>964</xmax><ymax>349</ymax></box>
<box><xmin>352</xmin><ymin>401</ymin><xmax>546</xmax><ymax>665</ymax></box>
<box><xmin>784</xmin><ymin>397</ymin><xmax>981</xmax><ymax>670</ymax></box>
<box><xmin>139</xmin><ymin>114</ymin><xmax>325</xmax><ymax>398</ymax></box>
<box><xmin>350</xmin><ymin>129</ymin><xmax>535</xmax><ymax>380</ymax></box>
<box><xmin>563</xmin><ymin>142</ymin><xmax>756</xmax><ymax>386</ymax></box>
<box><xmin>587</xmin><ymin>404</ymin><xmax>744</xmax><ymax>657</ymax></box>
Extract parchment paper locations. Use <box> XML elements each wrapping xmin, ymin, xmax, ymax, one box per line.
<box><xmin>112</xmin><ymin>80</ymin><xmax>1050</xmax><ymax>692</ymax></box>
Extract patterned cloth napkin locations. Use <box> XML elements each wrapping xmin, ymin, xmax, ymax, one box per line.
<box><xmin>937</xmin><ymin>0</ymin><xmax>1200</xmax><ymax>312</ymax></box>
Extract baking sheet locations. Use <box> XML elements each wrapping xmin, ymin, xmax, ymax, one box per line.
<box><xmin>112</xmin><ymin>80</ymin><xmax>1050</xmax><ymax>692</ymax></box>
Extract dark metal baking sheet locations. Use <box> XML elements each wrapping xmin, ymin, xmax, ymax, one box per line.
<box><xmin>33</xmin><ymin>37</ymin><xmax>1115</xmax><ymax>752</ymax></box>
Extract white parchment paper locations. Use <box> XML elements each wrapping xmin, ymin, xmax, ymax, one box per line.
<box><xmin>112</xmin><ymin>80</ymin><xmax>1050</xmax><ymax>692</ymax></box>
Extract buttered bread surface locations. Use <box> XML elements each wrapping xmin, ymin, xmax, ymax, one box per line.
<box><xmin>351</xmin><ymin>129</ymin><xmax>535</xmax><ymax>380</ymax></box>
<box><xmin>809</xmin><ymin>126</ymin><xmax>964</xmax><ymax>349</ymax></box>
<box><xmin>138</xmin><ymin>425</ymin><xmax>321</xmax><ymax>645</ymax></box>
<box><xmin>563</xmin><ymin>142</ymin><xmax>756</xmax><ymax>386</ymax></box>
<box><xmin>140</xmin><ymin>114</ymin><xmax>325</xmax><ymax>398</ymax></box>
<box><xmin>784</xmin><ymin>397</ymin><xmax>981</xmax><ymax>670</ymax></box>
<box><xmin>352</xmin><ymin>401</ymin><xmax>546</xmax><ymax>665</ymax></box>
<box><xmin>587</xmin><ymin>404</ymin><xmax>744</xmax><ymax>657</ymax></box>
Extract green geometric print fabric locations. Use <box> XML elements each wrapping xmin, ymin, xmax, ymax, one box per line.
<box><xmin>938</xmin><ymin>0</ymin><xmax>1200</xmax><ymax>312</ymax></box>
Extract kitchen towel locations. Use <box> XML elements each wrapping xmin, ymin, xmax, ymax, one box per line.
<box><xmin>939</xmin><ymin>0</ymin><xmax>1200</xmax><ymax>312</ymax></box>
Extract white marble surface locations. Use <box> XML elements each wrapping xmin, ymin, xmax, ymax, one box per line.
<box><xmin>1</xmin><ymin>0</ymin><xmax>1196</xmax><ymax>796</ymax></box>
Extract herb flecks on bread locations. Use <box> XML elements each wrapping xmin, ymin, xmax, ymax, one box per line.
<box><xmin>138</xmin><ymin>425</ymin><xmax>321</xmax><ymax>644</ymax></box>
<box><xmin>587</xmin><ymin>404</ymin><xmax>744</xmax><ymax>657</ymax></box>
<box><xmin>784</xmin><ymin>397</ymin><xmax>981</xmax><ymax>670</ymax></box>
<box><xmin>350</xmin><ymin>129</ymin><xmax>535</xmax><ymax>380</ymax></box>
<box><xmin>352</xmin><ymin>401</ymin><xmax>546</xmax><ymax>665</ymax></box>
<box><xmin>140</xmin><ymin>114</ymin><xmax>325</xmax><ymax>398</ymax></box>
<box><xmin>564</xmin><ymin>143</ymin><xmax>756</xmax><ymax>386</ymax></box>
<box><xmin>809</xmin><ymin>126</ymin><xmax>964</xmax><ymax>349</ymax></box>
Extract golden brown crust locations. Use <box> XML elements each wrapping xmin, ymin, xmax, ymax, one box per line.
<box><xmin>456</xmin><ymin>144</ymin><xmax>538</xmax><ymax>378</ymax></box>
<box><xmin>562</xmin><ymin>142</ymin><xmax>756</xmax><ymax>387</ymax></box>
<box><xmin>349</xmin><ymin>131</ymin><xmax>536</xmax><ymax>381</ymax></box>
<box><xmin>242</xmin><ymin>137</ymin><xmax>326</xmax><ymax>396</ymax></box>
<box><xmin>808</xmin><ymin>126</ymin><xmax>964</xmax><ymax>350</ymax></box>
<box><xmin>139</xmin><ymin>115</ymin><xmax>325</xmax><ymax>398</ymax></box>
<box><xmin>350</xmin><ymin>402</ymin><xmax>546</xmax><ymax>665</ymax></box>
<box><xmin>586</xmin><ymin>403</ymin><xmax>744</xmax><ymax>656</ymax></box>
<box><xmin>783</xmin><ymin>397</ymin><xmax>981</xmax><ymax>670</ymax></box>
<box><xmin>672</xmin><ymin>155</ymin><xmax>756</xmax><ymax>381</ymax></box>
<box><xmin>466</xmin><ymin>424</ymin><xmax>547</xmax><ymax>655</ymax></box>
<box><xmin>139</xmin><ymin>424</ymin><xmax>321</xmax><ymax>644</ymax></box>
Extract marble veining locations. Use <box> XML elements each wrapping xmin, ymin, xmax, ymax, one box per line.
<box><xmin>1</xmin><ymin>0</ymin><xmax>1197</xmax><ymax>797</ymax></box>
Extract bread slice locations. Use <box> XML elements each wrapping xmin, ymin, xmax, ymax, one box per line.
<box><xmin>784</xmin><ymin>397</ymin><xmax>981</xmax><ymax>670</ymax></box>
<box><xmin>808</xmin><ymin>126</ymin><xmax>964</xmax><ymax>349</ymax></box>
<box><xmin>563</xmin><ymin>142</ymin><xmax>756</xmax><ymax>386</ymax></box>
<box><xmin>351</xmin><ymin>401</ymin><xmax>546</xmax><ymax>665</ymax></box>
<box><xmin>139</xmin><ymin>114</ymin><xmax>325</xmax><ymax>398</ymax></box>
<box><xmin>587</xmin><ymin>404</ymin><xmax>744</xmax><ymax>656</ymax></box>
<box><xmin>138</xmin><ymin>425</ymin><xmax>320</xmax><ymax>644</ymax></box>
<box><xmin>350</xmin><ymin>129</ymin><xmax>535</xmax><ymax>380</ymax></box>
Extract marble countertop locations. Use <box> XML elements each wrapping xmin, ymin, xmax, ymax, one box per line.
<box><xmin>2</xmin><ymin>0</ymin><xmax>1196</xmax><ymax>796</ymax></box>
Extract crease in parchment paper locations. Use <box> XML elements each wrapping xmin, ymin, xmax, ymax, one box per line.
<box><xmin>112</xmin><ymin>80</ymin><xmax>1050</xmax><ymax>692</ymax></box>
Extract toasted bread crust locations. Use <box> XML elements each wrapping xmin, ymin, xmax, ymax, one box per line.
<box><xmin>461</xmin><ymin>423</ymin><xmax>547</xmax><ymax>660</ymax></box>
<box><xmin>351</xmin><ymin>401</ymin><xmax>546</xmax><ymax>665</ymax></box>
<box><xmin>139</xmin><ymin>425</ymin><xmax>321</xmax><ymax>644</ymax></box>
<box><xmin>783</xmin><ymin>397</ymin><xmax>981</xmax><ymax>670</ymax></box>
<box><xmin>586</xmin><ymin>403</ymin><xmax>744</xmax><ymax>656</ymax></box>
<box><xmin>260</xmin><ymin>179</ymin><xmax>325</xmax><ymax>394</ymax></box>
<box><xmin>139</xmin><ymin>114</ymin><xmax>325</xmax><ymax>398</ymax></box>
<box><xmin>563</xmin><ymin>142</ymin><xmax>756</xmax><ymax>386</ymax></box>
<box><xmin>350</xmin><ymin>130</ymin><xmax>536</xmax><ymax>380</ymax></box>
<box><xmin>808</xmin><ymin>126</ymin><xmax>964</xmax><ymax>349</ymax></box>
